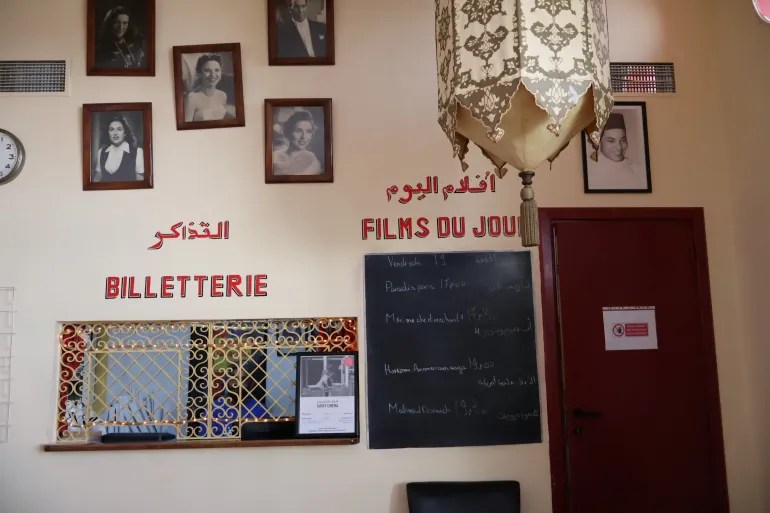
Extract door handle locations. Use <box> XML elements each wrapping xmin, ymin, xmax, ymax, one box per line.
<box><xmin>573</xmin><ymin>408</ymin><xmax>602</xmax><ymax>419</ymax></box>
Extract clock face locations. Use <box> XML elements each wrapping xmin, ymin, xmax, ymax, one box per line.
<box><xmin>0</xmin><ymin>130</ymin><xmax>24</xmax><ymax>185</ymax></box>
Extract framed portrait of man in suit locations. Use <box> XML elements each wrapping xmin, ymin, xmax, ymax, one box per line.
<box><xmin>268</xmin><ymin>0</ymin><xmax>335</xmax><ymax>65</ymax></box>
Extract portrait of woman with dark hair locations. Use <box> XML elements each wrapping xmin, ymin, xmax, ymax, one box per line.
<box><xmin>88</xmin><ymin>0</ymin><xmax>154</xmax><ymax>75</ymax></box>
<box><xmin>93</xmin><ymin>113</ymin><xmax>144</xmax><ymax>183</ymax></box>
<box><xmin>82</xmin><ymin>103</ymin><xmax>153</xmax><ymax>191</ymax></box>
<box><xmin>184</xmin><ymin>54</ymin><xmax>232</xmax><ymax>122</ymax></box>
<box><xmin>95</xmin><ymin>6</ymin><xmax>145</xmax><ymax>68</ymax></box>
<box><xmin>172</xmin><ymin>44</ymin><xmax>245</xmax><ymax>130</ymax></box>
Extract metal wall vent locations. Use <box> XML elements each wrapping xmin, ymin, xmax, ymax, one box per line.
<box><xmin>0</xmin><ymin>60</ymin><xmax>69</xmax><ymax>96</ymax></box>
<box><xmin>610</xmin><ymin>62</ymin><xmax>675</xmax><ymax>95</ymax></box>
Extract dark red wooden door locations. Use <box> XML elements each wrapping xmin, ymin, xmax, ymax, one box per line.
<box><xmin>549</xmin><ymin>213</ymin><xmax>728</xmax><ymax>513</ymax></box>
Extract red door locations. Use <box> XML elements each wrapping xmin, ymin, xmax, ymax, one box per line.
<box><xmin>540</xmin><ymin>209</ymin><xmax>729</xmax><ymax>513</ymax></box>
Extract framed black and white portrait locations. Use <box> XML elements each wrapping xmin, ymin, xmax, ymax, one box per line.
<box><xmin>582</xmin><ymin>102</ymin><xmax>652</xmax><ymax>193</ymax></box>
<box><xmin>87</xmin><ymin>0</ymin><xmax>155</xmax><ymax>76</ymax></box>
<box><xmin>82</xmin><ymin>103</ymin><xmax>153</xmax><ymax>191</ymax></box>
<box><xmin>265</xmin><ymin>98</ymin><xmax>333</xmax><ymax>183</ymax></box>
<box><xmin>295</xmin><ymin>352</ymin><xmax>358</xmax><ymax>437</ymax></box>
<box><xmin>268</xmin><ymin>0</ymin><xmax>335</xmax><ymax>65</ymax></box>
<box><xmin>172</xmin><ymin>43</ymin><xmax>246</xmax><ymax>130</ymax></box>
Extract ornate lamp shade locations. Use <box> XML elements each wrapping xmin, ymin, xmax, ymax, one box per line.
<box><xmin>436</xmin><ymin>0</ymin><xmax>614</xmax><ymax>246</ymax></box>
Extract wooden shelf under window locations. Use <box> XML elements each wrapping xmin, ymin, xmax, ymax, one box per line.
<box><xmin>43</xmin><ymin>437</ymin><xmax>359</xmax><ymax>452</ymax></box>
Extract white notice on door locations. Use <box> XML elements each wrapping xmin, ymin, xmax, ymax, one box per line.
<box><xmin>603</xmin><ymin>306</ymin><xmax>658</xmax><ymax>351</ymax></box>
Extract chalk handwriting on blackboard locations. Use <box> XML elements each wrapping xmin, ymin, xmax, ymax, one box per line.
<box><xmin>384</xmin><ymin>281</ymin><xmax>436</xmax><ymax>293</ymax></box>
<box><xmin>365</xmin><ymin>251</ymin><xmax>541</xmax><ymax>449</ymax></box>
<box><xmin>387</xmin><ymin>255</ymin><xmax>423</xmax><ymax>268</ymax></box>
<box><xmin>498</xmin><ymin>409</ymin><xmax>540</xmax><ymax>422</ymax></box>
<box><xmin>387</xmin><ymin>398</ymin><xmax>490</xmax><ymax>417</ymax></box>
<box><xmin>477</xmin><ymin>375</ymin><xmax>538</xmax><ymax>388</ymax></box>
<box><xmin>384</xmin><ymin>312</ymin><xmax>464</xmax><ymax>324</ymax></box>
<box><xmin>474</xmin><ymin>317</ymin><xmax>533</xmax><ymax>338</ymax></box>
<box><xmin>383</xmin><ymin>357</ymin><xmax>497</xmax><ymax>377</ymax></box>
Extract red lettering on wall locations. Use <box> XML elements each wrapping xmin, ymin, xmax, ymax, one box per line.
<box><xmin>193</xmin><ymin>276</ymin><xmax>207</xmax><ymax>297</ymax></box>
<box><xmin>211</xmin><ymin>275</ymin><xmax>224</xmax><ymax>297</ymax></box>
<box><xmin>161</xmin><ymin>276</ymin><xmax>174</xmax><ymax>298</ymax></box>
<box><xmin>177</xmin><ymin>276</ymin><xmax>190</xmax><ymax>298</ymax></box>
<box><xmin>362</xmin><ymin>218</ymin><xmax>375</xmax><ymax>240</ymax></box>
<box><xmin>103</xmin><ymin>274</ymin><xmax>268</xmax><ymax>299</ymax></box>
<box><xmin>254</xmin><ymin>274</ymin><xmax>268</xmax><ymax>296</ymax></box>
<box><xmin>144</xmin><ymin>276</ymin><xmax>158</xmax><ymax>298</ymax></box>
<box><xmin>127</xmin><ymin>277</ymin><xmax>141</xmax><ymax>298</ymax></box>
<box><xmin>227</xmin><ymin>275</ymin><xmax>243</xmax><ymax>297</ymax></box>
<box><xmin>415</xmin><ymin>217</ymin><xmax>430</xmax><ymax>238</ymax></box>
<box><xmin>105</xmin><ymin>277</ymin><xmax>120</xmax><ymax>299</ymax></box>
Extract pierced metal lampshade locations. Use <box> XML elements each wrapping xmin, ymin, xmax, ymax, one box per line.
<box><xmin>436</xmin><ymin>0</ymin><xmax>615</xmax><ymax>246</ymax></box>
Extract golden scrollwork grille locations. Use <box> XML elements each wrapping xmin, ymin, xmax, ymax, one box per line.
<box><xmin>56</xmin><ymin>318</ymin><xmax>357</xmax><ymax>443</ymax></box>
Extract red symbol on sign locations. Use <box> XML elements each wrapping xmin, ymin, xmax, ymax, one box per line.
<box><xmin>612</xmin><ymin>324</ymin><xmax>625</xmax><ymax>337</ymax></box>
<box><xmin>624</xmin><ymin>323</ymin><xmax>649</xmax><ymax>337</ymax></box>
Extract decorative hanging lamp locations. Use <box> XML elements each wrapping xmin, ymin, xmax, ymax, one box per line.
<box><xmin>435</xmin><ymin>0</ymin><xmax>614</xmax><ymax>246</ymax></box>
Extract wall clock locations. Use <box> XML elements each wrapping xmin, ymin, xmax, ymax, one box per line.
<box><xmin>0</xmin><ymin>129</ymin><xmax>25</xmax><ymax>185</ymax></box>
<box><xmin>754</xmin><ymin>0</ymin><xmax>770</xmax><ymax>23</ymax></box>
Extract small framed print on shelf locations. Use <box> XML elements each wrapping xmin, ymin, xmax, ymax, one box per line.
<box><xmin>295</xmin><ymin>352</ymin><xmax>358</xmax><ymax>438</ymax></box>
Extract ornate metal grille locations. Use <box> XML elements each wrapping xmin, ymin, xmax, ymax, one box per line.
<box><xmin>610</xmin><ymin>62</ymin><xmax>676</xmax><ymax>94</ymax></box>
<box><xmin>0</xmin><ymin>60</ymin><xmax>68</xmax><ymax>94</ymax></box>
<box><xmin>56</xmin><ymin>318</ymin><xmax>357</xmax><ymax>443</ymax></box>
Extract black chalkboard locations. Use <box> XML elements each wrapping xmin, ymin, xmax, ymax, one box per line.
<box><xmin>364</xmin><ymin>251</ymin><xmax>541</xmax><ymax>449</ymax></box>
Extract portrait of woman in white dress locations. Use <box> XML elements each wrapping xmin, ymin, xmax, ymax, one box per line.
<box><xmin>273</xmin><ymin>108</ymin><xmax>323</xmax><ymax>176</ymax></box>
<box><xmin>172</xmin><ymin>43</ymin><xmax>245</xmax><ymax>130</ymax></box>
<box><xmin>265</xmin><ymin>99</ymin><xmax>333</xmax><ymax>183</ymax></box>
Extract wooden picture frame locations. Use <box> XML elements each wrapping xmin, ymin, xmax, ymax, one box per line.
<box><xmin>87</xmin><ymin>0</ymin><xmax>155</xmax><ymax>76</ymax></box>
<box><xmin>172</xmin><ymin>43</ymin><xmax>246</xmax><ymax>131</ymax></box>
<box><xmin>265</xmin><ymin>98</ymin><xmax>333</xmax><ymax>183</ymax></box>
<box><xmin>581</xmin><ymin>101</ymin><xmax>652</xmax><ymax>194</ymax></box>
<box><xmin>295</xmin><ymin>352</ymin><xmax>359</xmax><ymax>438</ymax></box>
<box><xmin>82</xmin><ymin>102</ymin><xmax>153</xmax><ymax>191</ymax></box>
<box><xmin>268</xmin><ymin>0</ymin><xmax>335</xmax><ymax>66</ymax></box>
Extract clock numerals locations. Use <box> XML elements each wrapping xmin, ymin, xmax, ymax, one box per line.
<box><xmin>0</xmin><ymin>129</ymin><xmax>24</xmax><ymax>185</ymax></box>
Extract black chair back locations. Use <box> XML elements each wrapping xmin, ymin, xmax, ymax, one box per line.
<box><xmin>406</xmin><ymin>481</ymin><xmax>521</xmax><ymax>513</ymax></box>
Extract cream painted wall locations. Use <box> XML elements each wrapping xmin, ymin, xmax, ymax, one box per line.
<box><xmin>713</xmin><ymin>1</ymin><xmax>770</xmax><ymax>512</ymax></box>
<box><xmin>0</xmin><ymin>1</ymin><xmax>765</xmax><ymax>512</ymax></box>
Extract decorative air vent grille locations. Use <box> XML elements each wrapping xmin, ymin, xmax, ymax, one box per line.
<box><xmin>610</xmin><ymin>62</ymin><xmax>676</xmax><ymax>94</ymax></box>
<box><xmin>0</xmin><ymin>60</ymin><xmax>67</xmax><ymax>94</ymax></box>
